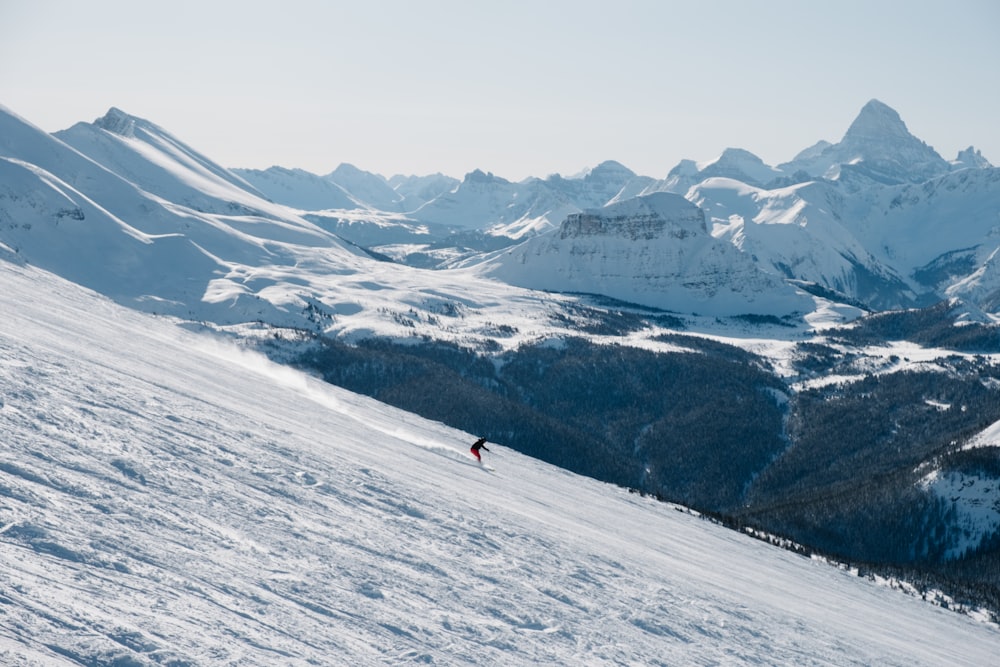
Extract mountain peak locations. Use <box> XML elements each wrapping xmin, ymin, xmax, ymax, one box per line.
<box><xmin>658</xmin><ymin>148</ymin><xmax>782</xmax><ymax>190</ymax></box>
<box><xmin>953</xmin><ymin>146</ymin><xmax>993</xmax><ymax>169</ymax></box>
<box><xmin>586</xmin><ymin>160</ymin><xmax>635</xmax><ymax>179</ymax></box>
<box><xmin>843</xmin><ymin>99</ymin><xmax>911</xmax><ymax>142</ymax></box>
<box><xmin>698</xmin><ymin>148</ymin><xmax>772</xmax><ymax>173</ymax></box>
<box><xmin>463</xmin><ymin>168</ymin><xmax>509</xmax><ymax>185</ymax></box>
<box><xmin>781</xmin><ymin>99</ymin><xmax>949</xmax><ymax>185</ymax></box>
<box><xmin>327</xmin><ymin>162</ymin><xmax>386</xmax><ymax>182</ymax></box>
<box><xmin>94</xmin><ymin>107</ymin><xmax>136</xmax><ymax>137</ymax></box>
<box><xmin>324</xmin><ymin>163</ymin><xmax>402</xmax><ymax>210</ymax></box>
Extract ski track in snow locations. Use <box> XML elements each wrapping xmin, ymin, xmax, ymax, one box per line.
<box><xmin>0</xmin><ymin>260</ymin><xmax>998</xmax><ymax>666</ymax></box>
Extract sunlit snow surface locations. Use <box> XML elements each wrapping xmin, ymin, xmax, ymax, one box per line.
<box><xmin>1</xmin><ymin>261</ymin><xmax>998</xmax><ymax>665</ymax></box>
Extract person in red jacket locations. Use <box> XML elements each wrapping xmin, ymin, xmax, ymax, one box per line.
<box><xmin>470</xmin><ymin>437</ymin><xmax>489</xmax><ymax>462</ymax></box>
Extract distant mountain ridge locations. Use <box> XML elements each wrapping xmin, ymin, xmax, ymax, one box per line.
<box><xmin>213</xmin><ymin>99</ymin><xmax>1000</xmax><ymax>318</ymax></box>
<box><xmin>4</xmin><ymin>99</ymin><xmax>1000</xmax><ymax>321</ymax></box>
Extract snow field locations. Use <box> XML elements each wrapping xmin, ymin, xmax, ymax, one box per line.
<box><xmin>0</xmin><ymin>260</ymin><xmax>998</xmax><ymax>665</ymax></box>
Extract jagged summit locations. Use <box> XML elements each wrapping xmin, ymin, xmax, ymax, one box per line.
<box><xmin>780</xmin><ymin>99</ymin><xmax>950</xmax><ymax>185</ymax></box>
<box><xmin>54</xmin><ymin>106</ymin><xmax>279</xmax><ymax>215</ymax></box>
<box><xmin>91</xmin><ymin>107</ymin><xmax>172</xmax><ymax>142</ymax></box>
<box><xmin>697</xmin><ymin>148</ymin><xmax>763</xmax><ymax>170</ymax></box>
<box><xmin>953</xmin><ymin>146</ymin><xmax>993</xmax><ymax>169</ymax></box>
<box><xmin>665</xmin><ymin>158</ymin><xmax>699</xmax><ymax>179</ymax></box>
<box><xmin>93</xmin><ymin>106</ymin><xmax>141</xmax><ymax>137</ymax></box>
<box><xmin>842</xmin><ymin>99</ymin><xmax>912</xmax><ymax>142</ymax></box>
<box><xmin>463</xmin><ymin>168</ymin><xmax>507</xmax><ymax>184</ymax></box>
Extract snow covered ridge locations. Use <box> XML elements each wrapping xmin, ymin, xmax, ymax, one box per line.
<box><xmin>2</xmin><ymin>259</ymin><xmax>1000</xmax><ymax>665</ymax></box>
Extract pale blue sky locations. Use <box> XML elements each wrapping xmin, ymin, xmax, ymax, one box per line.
<box><xmin>2</xmin><ymin>0</ymin><xmax>998</xmax><ymax>180</ymax></box>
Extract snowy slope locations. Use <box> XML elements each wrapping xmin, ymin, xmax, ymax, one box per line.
<box><xmin>1</xmin><ymin>259</ymin><xmax>998</xmax><ymax>665</ymax></box>
<box><xmin>0</xmin><ymin>105</ymin><xmax>380</xmax><ymax>326</ymax></box>
<box><xmin>232</xmin><ymin>165</ymin><xmax>365</xmax><ymax>211</ymax></box>
<box><xmin>691</xmin><ymin>177</ymin><xmax>918</xmax><ymax>309</ymax></box>
<box><xmin>0</xmin><ymin>154</ymin><xmax>225</xmax><ymax>305</ymax></box>
<box><xmin>54</xmin><ymin>108</ymin><xmax>285</xmax><ymax>218</ymax></box>
<box><xmin>860</xmin><ymin>168</ymin><xmax>1000</xmax><ymax>282</ymax></box>
<box><xmin>921</xmin><ymin>468</ymin><xmax>1000</xmax><ymax>560</ymax></box>
<box><xmin>326</xmin><ymin>163</ymin><xmax>405</xmax><ymax>212</ymax></box>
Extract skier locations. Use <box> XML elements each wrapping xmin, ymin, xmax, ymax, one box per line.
<box><xmin>470</xmin><ymin>437</ymin><xmax>489</xmax><ymax>462</ymax></box>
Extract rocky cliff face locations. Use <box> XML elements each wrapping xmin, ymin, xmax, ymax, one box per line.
<box><xmin>559</xmin><ymin>192</ymin><xmax>706</xmax><ymax>241</ymax></box>
<box><xmin>92</xmin><ymin>107</ymin><xmax>136</xmax><ymax>137</ymax></box>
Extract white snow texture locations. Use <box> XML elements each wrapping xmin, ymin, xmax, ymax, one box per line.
<box><xmin>0</xmin><ymin>260</ymin><xmax>997</xmax><ymax>665</ymax></box>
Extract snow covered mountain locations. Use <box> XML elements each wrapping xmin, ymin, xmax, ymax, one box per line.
<box><xmin>778</xmin><ymin>98</ymin><xmax>952</xmax><ymax>186</ymax></box>
<box><xmin>233</xmin><ymin>166</ymin><xmax>460</xmax><ymax>215</ymax></box>
<box><xmin>326</xmin><ymin>162</ymin><xmax>406</xmax><ymax>212</ymax></box>
<box><xmin>387</xmin><ymin>171</ymin><xmax>460</xmax><ymax>211</ymax></box>
<box><xmin>54</xmin><ymin>107</ymin><xmax>279</xmax><ymax>217</ymax></box>
<box><xmin>632</xmin><ymin>100</ymin><xmax>1000</xmax><ymax>312</ymax></box>
<box><xmin>409</xmin><ymin>161</ymin><xmax>659</xmax><ymax>238</ymax></box>
<box><xmin>689</xmin><ymin>177</ymin><xmax>921</xmax><ymax>310</ymax></box>
<box><xmin>235</xmin><ymin>159</ymin><xmax>656</xmax><ymax>245</ymax></box>
<box><xmin>408</xmin><ymin>169</ymin><xmax>575</xmax><ymax>238</ymax></box>
<box><xmin>0</xmin><ymin>105</ymin><xmax>381</xmax><ymax>327</ymax></box>
<box><xmin>544</xmin><ymin>159</ymin><xmax>656</xmax><ymax>208</ymax></box>
<box><xmin>481</xmin><ymin>192</ymin><xmax>813</xmax><ymax>316</ymax></box>
<box><xmin>953</xmin><ymin>146</ymin><xmax>993</xmax><ymax>171</ymax></box>
<box><xmin>3</xmin><ymin>258</ymin><xmax>998</xmax><ymax>666</ymax></box>
<box><xmin>654</xmin><ymin>148</ymin><xmax>789</xmax><ymax>194</ymax></box>
<box><xmin>8</xmin><ymin>98</ymin><xmax>1000</xmax><ymax>320</ymax></box>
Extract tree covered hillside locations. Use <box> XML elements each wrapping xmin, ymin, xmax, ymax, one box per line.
<box><xmin>262</xmin><ymin>300</ymin><xmax>1000</xmax><ymax>615</ymax></box>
